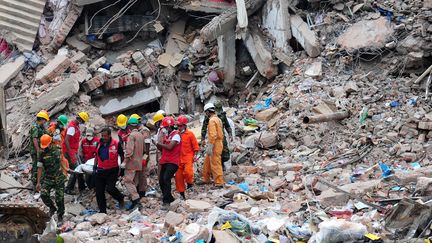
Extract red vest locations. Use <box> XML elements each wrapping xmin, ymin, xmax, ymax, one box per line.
<box><xmin>63</xmin><ymin>121</ymin><xmax>80</xmax><ymax>152</ymax></box>
<box><xmin>96</xmin><ymin>139</ymin><xmax>119</xmax><ymax>169</ymax></box>
<box><xmin>160</xmin><ymin>131</ymin><xmax>181</xmax><ymax>165</ymax></box>
<box><xmin>81</xmin><ymin>137</ymin><xmax>100</xmax><ymax>162</ymax></box>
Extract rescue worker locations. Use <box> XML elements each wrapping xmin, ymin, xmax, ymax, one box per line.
<box><xmin>64</xmin><ymin>112</ymin><xmax>89</xmax><ymax>195</ymax></box>
<box><xmin>201</xmin><ymin>102</ymin><xmax>232</xmax><ymax>170</ymax></box>
<box><xmin>80</xmin><ymin>128</ymin><xmax>100</xmax><ymax>162</ymax></box>
<box><xmin>152</xmin><ymin>112</ymin><xmax>165</xmax><ymax>180</ymax></box>
<box><xmin>175</xmin><ymin>115</ymin><xmax>199</xmax><ymax>200</ymax></box>
<box><xmin>202</xmin><ymin>103</ymin><xmax>225</xmax><ymax>188</ymax></box>
<box><xmin>35</xmin><ymin>134</ymin><xmax>65</xmax><ymax>223</ymax></box>
<box><xmin>94</xmin><ymin>127</ymin><xmax>125</xmax><ymax>214</ymax></box>
<box><xmin>30</xmin><ymin>110</ymin><xmax>50</xmax><ymax>188</ymax></box>
<box><xmin>80</xmin><ymin>128</ymin><xmax>100</xmax><ymax>189</ymax></box>
<box><xmin>117</xmin><ymin>114</ymin><xmax>130</xmax><ymax>149</ymax></box>
<box><xmin>131</xmin><ymin>113</ymin><xmax>150</xmax><ymax>197</ymax></box>
<box><xmin>47</xmin><ymin>115</ymin><xmax>69</xmax><ymax>176</ymax></box>
<box><xmin>154</xmin><ymin>117</ymin><xmax>181</xmax><ymax>210</ymax></box>
<box><xmin>123</xmin><ymin>117</ymin><xmax>145</xmax><ymax>210</ymax></box>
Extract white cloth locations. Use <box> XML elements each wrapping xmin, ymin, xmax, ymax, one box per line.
<box><xmin>172</xmin><ymin>134</ymin><xmax>181</xmax><ymax>143</ymax></box>
<box><xmin>67</xmin><ymin>127</ymin><xmax>75</xmax><ymax>136</ymax></box>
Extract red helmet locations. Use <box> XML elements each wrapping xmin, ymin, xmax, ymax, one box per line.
<box><xmin>161</xmin><ymin>116</ymin><xmax>175</xmax><ymax>128</ymax></box>
<box><xmin>177</xmin><ymin>115</ymin><xmax>188</xmax><ymax>126</ymax></box>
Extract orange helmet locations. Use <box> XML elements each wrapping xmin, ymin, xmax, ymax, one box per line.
<box><xmin>40</xmin><ymin>134</ymin><xmax>52</xmax><ymax>149</ymax></box>
<box><xmin>161</xmin><ymin>116</ymin><xmax>175</xmax><ymax>128</ymax></box>
<box><xmin>176</xmin><ymin>115</ymin><xmax>188</xmax><ymax>126</ymax></box>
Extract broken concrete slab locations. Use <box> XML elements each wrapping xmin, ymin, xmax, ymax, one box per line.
<box><xmin>225</xmin><ymin>201</ymin><xmax>252</xmax><ymax>212</ymax></box>
<box><xmin>164</xmin><ymin>211</ymin><xmax>184</xmax><ymax>228</ymax></box>
<box><xmin>162</xmin><ymin>91</ymin><xmax>179</xmax><ymax>115</ymax></box>
<box><xmin>97</xmin><ymin>86</ymin><xmax>161</xmax><ymax>115</ymax></box>
<box><xmin>262</xmin><ymin>0</ymin><xmax>291</xmax><ymax>51</ymax></box>
<box><xmin>290</xmin><ymin>15</ymin><xmax>320</xmax><ymax>57</ymax></box>
<box><xmin>30</xmin><ymin>73</ymin><xmax>80</xmax><ymax>114</ymax></box>
<box><xmin>305</xmin><ymin>61</ymin><xmax>322</xmax><ymax>79</ymax></box>
<box><xmin>256</xmin><ymin>107</ymin><xmax>278</xmax><ymax>121</ymax></box>
<box><xmin>200</xmin><ymin>0</ymin><xmax>266</xmax><ymax>42</ymax></box>
<box><xmin>35</xmin><ymin>55</ymin><xmax>72</xmax><ymax>84</ymax></box>
<box><xmin>89</xmin><ymin>56</ymin><xmax>107</xmax><ymax>73</ymax></box>
<box><xmin>0</xmin><ymin>171</ymin><xmax>23</xmax><ymax>190</ymax></box>
<box><xmin>217</xmin><ymin>28</ymin><xmax>236</xmax><ymax>88</ymax></box>
<box><xmin>132</xmin><ymin>51</ymin><xmax>155</xmax><ymax>77</ymax></box>
<box><xmin>0</xmin><ymin>56</ymin><xmax>25</xmax><ymax>87</ymax></box>
<box><xmin>243</xmin><ymin>27</ymin><xmax>278</xmax><ymax>79</ymax></box>
<box><xmin>66</xmin><ymin>35</ymin><xmax>91</xmax><ymax>53</ymax></box>
<box><xmin>337</xmin><ymin>17</ymin><xmax>394</xmax><ymax>51</ymax></box>
<box><xmin>244</xmin><ymin>131</ymin><xmax>279</xmax><ymax>149</ymax></box>
<box><xmin>76</xmin><ymin>0</ymin><xmax>106</xmax><ymax>6</ymax></box>
<box><xmin>213</xmin><ymin>230</ymin><xmax>240</xmax><ymax>243</ymax></box>
<box><xmin>185</xmin><ymin>200</ymin><xmax>213</xmax><ymax>212</ymax></box>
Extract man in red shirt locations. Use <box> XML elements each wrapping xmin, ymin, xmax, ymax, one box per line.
<box><xmin>94</xmin><ymin>127</ymin><xmax>125</xmax><ymax>213</ymax></box>
<box><xmin>64</xmin><ymin>112</ymin><xmax>89</xmax><ymax>195</ymax></box>
<box><xmin>154</xmin><ymin>117</ymin><xmax>181</xmax><ymax>210</ymax></box>
<box><xmin>80</xmin><ymin>128</ymin><xmax>100</xmax><ymax>189</ymax></box>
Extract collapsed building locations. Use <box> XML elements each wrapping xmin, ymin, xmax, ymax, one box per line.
<box><xmin>1</xmin><ymin>0</ymin><xmax>432</xmax><ymax>242</ymax></box>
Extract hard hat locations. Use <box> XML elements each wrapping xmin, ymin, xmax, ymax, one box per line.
<box><xmin>57</xmin><ymin>115</ymin><xmax>68</xmax><ymax>127</ymax></box>
<box><xmin>204</xmin><ymin>103</ymin><xmax>215</xmax><ymax>112</ymax></box>
<box><xmin>176</xmin><ymin>115</ymin><xmax>188</xmax><ymax>126</ymax></box>
<box><xmin>86</xmin><ymin>127</ymin><xmax>94</xmax><ymax>136</ymax></box>
<box><xmin>40</xmin><ymin>134</ymin><xmax>52</xmax><ymax>149</ymax></box>
<box><xmin>117</xmin><ymin>114</ymin><xmax>128</xmax><ymax>127</ymax></box>
<box><xmin>214</xmin><ymin>102</ymin><xmax>223</xmax><ymax>110</ymax></box>
<box><xmin>36</xmin><ymin>110</ymin><xmax>50</xmax><ymax>121</ymax></box>
<box><xmin>153</xmin><ymin>113</ymin><xmax>164</xmax><ymax>124</ymax></box>
<box><xmin>157</xmin><ymin>110</ymin><xmax>166</xmax><ymax>116</ymax></box>
<box><xmin>128</xmin><ymin>117</ymin><xmax>139</xmax><ymax>125</ymax></box>
<box><xmin>161</xmin><ymin>116</ymin><xmax>175</xmax><ymax>128</ymax></box>
<box><xmin>78</xmin><ymin>112</ymin><xmax>89</xmax><ymax>123</ymax></box>
<box><xmin>131</xmin><ymin>114</ymin><xmax>141</xmax><ymax>120</ymax></box>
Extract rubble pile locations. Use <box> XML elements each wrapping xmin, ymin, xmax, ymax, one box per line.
<box><xmin>1</xmin><ymin>0</ymin><xmax>432</xmax><ymax>242</ymax></box>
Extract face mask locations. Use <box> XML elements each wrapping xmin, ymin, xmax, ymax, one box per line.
<box><xmin>86</xmin><ymin>136</ymin><xmax>93</xmax><ymax>141</ymax></box>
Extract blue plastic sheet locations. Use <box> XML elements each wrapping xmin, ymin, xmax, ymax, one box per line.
<box><xmin>254</xmin><ymin>97</ymin><xmax>273</xmax><ymax>111</ymax></box>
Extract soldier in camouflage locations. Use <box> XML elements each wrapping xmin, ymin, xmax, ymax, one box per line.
<box><xmin>36</xmin><ymin>134</ymin><xmax>66</xmax><ymax>223</ymax></box>
<box><xmin>30</xmin><ymin>111</ymin><xmax>50</xmax><ymax>187</ymax></box>
<box><xmin>201</xmin><ymin>102</ymin><xmax>232</xmax><ymax>169</ymax></box>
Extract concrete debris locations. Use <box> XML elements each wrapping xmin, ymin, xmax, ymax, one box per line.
<box><xmin>35</xmin><ymin>55</ymin><xmax>72</xmax><ymax>85</ymax></box>
<box><xmin>2</xmin><ymin>0</ymin><xmax>432</xmax><ymax>242</ymax></box>
<box><xmin>337</xmin><ymin>17</ymin><xmax>394</xmax><ymax>51</ymax></box>
<box><xmin>290</xmin><ymin>15</ymin><xmax>320</xmax><ymax>57</ymax></box>
<box><xmin>97</xmin><ymin>86</ymin><xmax>161</xmax><ymax>115</ymax></box>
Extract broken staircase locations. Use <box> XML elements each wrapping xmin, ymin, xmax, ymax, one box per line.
<box><xmin>0</xmin><ymin>0</ymin><xmax>45</xmax><ymax>52</ymax></box>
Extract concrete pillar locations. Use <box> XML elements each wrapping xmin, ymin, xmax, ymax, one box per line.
<box><xmin>218</xmin><ymin>28</ymin><xmax>236</xmax><ymax>89</ymax></box>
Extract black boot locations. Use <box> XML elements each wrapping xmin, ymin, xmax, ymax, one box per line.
<box><xmin>139</xmin><ymin>191</ymin><xmax>146</xmax><ymax>198</ymax></box>
<box><xmin>128</xmin><ymin>199</ymin><xmax>141</xmax><ymax>211</ymax></box>
<box><xmin>180</xmin><ymin>192</ymin><xmax>186</xmax><ymax>200</ymax></box>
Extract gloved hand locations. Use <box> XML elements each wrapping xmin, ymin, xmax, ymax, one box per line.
<box><xmin>206</xmin><ymin>144</ymin><xmax>214</xmax><ymax>155</ymax></box>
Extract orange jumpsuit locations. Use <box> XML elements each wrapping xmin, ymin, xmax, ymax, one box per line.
<box><xmin>202</xmin><ymin>114</ymin><xmax>224</xmax><ymax>185</ymax></box>
<box><xmin>175</xmin><ymin>129</ymin><xmax>199</xmax><ymax>192</ymax></box>
<box><xmin>47</xmin><ymin>123</ymin><xmax>69</xmax><ymax>176</ymax></box>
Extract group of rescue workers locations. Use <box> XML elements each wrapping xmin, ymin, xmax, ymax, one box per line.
<box><xmin>30</xmin><ymin>102</ymin><xmax>232</xmax><ymax>223</ymax></box>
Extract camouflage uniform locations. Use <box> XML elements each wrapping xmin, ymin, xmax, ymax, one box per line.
<box><xmin>38</xmin><ymin>145</ymin><xmax>66</xmax><ymax>217</ymax></box>
<box><xmin>201</xmin><ymin>108</ymin><xmax>232</xmax><ymax>164</ymax></box>
<box><xmin>30</xmin><ymin>123</ymin><xmax>46</xmax><ymax>184</ymax></box>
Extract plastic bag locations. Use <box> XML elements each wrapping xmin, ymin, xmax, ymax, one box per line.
<box><xmin>308</xmin><ymin>219</ymin><xmax>367</xmax><ymax>243</ymax></box>
<box><xmin>207</xmin><ymin>207</ymin><xmax>254</xmax><ymax>239</ymax></box>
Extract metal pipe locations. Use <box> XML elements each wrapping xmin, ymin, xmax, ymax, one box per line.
<box><xmin>303</xmin><ymin>111</ymin><xmax>350</xmax><ymax>124</ymax></box>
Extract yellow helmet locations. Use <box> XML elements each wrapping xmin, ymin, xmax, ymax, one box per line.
<box><xmin>131</xmin><ymin>114</ymin><xmax>141</xmax><ymax>120</ymax></box>
<box><xmin>78</xmin><ymin>111</ymin><xmax>89</xmax><ymax>123</ymax></box>
<box><xmin>117</xmin><ymin>114</ymin><xmax>128</xmax><ymax>127</ymax></box>
<box><xmin>36</xmin><ymin>110</ymin><xmax>49</xmax><ymax>121</ymax></box>
<box><xmin>152</xmin><ymin>112</ymin><xmax>164</xmax><ymax>124</ymax></box>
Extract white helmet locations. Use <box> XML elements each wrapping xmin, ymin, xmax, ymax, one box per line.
<box><xmin>157</xmin><ymin>110</ymin><xmax>166</xmax><ymax>116</ymax></box>
<box><xmin>204</xmin><ymin>103</ymin><xmax>215</xmax><ymax>112</ymax></box>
